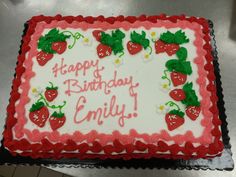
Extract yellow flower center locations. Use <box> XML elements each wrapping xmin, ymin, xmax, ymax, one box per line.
<box><xmin>115</xmin><ymin>58</ymin><xmax>121</xmax><ymax>64</ymax></box>
<box><xmin>144</xmin><ymin>54</ymin><xmax>149</xmax><ymax>59</ymax></box>
<box><xmin>162</xmin><ymin>83</ymin><xmax>168</xmax><ymax>89</ymax></box>
<box><xmin>151</xmin><ymin>32</ymin><xmax>156</xmax><ymax>37</ymax></box>
<box><xmin>83</xmin><ymin>38</ymin><xmax>89</xmax><ymax>43</ymax></box>
<box><xmin>159</xmin><ymin>105</ymin><xmax>165</xmax><ymax>111</ymax></box>
<box><xmin>32</xmin><ymin>88</ymin><xmax>37</xmax><ymax>93</ymax></box>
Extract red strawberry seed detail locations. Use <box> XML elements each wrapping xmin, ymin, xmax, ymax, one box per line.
<box><xmin>155</xmin><ymin>40</ymin><xmax>166</xmax><ymax>54</ymax></box>
<box><xmin>127</xmin><ymin>41</ymin><xmax>142</xmax><ymax>55</ymax></box>
<box><xmin>169</xmin><ymin>89</ymin><xmax>186</xmax><ymax>101</ymax></box>
<box><xmin>165</xmin><ymin>113</ymin><xmax>185</xmax><ymax>131</ymax></box>
<box><xmin>44</xmin><ymin>89</ymin><xmax>58</xmax><ymax>102</ymax></box>
<box><xmin>29</xmin><ymin>106</ymin><xmax>49</xmax><ymax>127</ymax></box>
<box><xmin>170</xmin><ymin>72</ymin><xmax>187</xmax><ymax>86</ymax></box>
<box><xmin>51</xmin><ymin>41</ymin><xmax>67</xmax><ymax>54</ymax></box>
<box><xmin>186</xmin><ymin>106</ymin><xmax>201</xmax><ymax>121</ymax></box>
<box><xmin>49</xmin><ymin>115</ymin><xmax>66</xmax><ymax>131</ymax></box>
<box><xmin>36</xmin><ymin>51</ymin><xmax>53</xmax><ymax>66</ymax></box>
<box><xmin>165</xmin><ymin>43</ymin><xmax>180</xmax><ymax>56</ymax></box>
<box><xmin>92</xmin><ymin>30</ymin><xmax>103</xmax><ymax>42</ymax></box>
<box><xmin>97</xmin><ymin>44</ymin><xmax>112</xmax><ymax>58</ymax></box>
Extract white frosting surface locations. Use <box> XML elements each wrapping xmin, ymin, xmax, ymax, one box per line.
<box><xmin>20</xmin><ymin>27</ymin><xmax>206</xmax><ymax>139</ymax></box>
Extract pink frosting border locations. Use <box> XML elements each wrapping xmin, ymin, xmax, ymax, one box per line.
<box><xmin>13</xmin><ymin>20</ymin><xmax>213</xmax><ymax>146</ymax></box>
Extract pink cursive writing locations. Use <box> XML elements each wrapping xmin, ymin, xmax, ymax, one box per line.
<box><xmin>73</xmin><ymin>95</ymin><xmax>137</xmax><ymax>127</ymax></box>
<box><xmin>52</xmin><ymin>58</ymin><xmax>104</xmax><ymax>78</ymax></box>
<box><xmin>63</xmin><ymin>70</ymin><xmax>139</xmax><ymax>97</ymax></box>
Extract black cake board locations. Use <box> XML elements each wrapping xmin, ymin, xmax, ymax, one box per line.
<box><xmin>0</xmin><ymin>20</ymin><xmax>234</xmax><ymax>170</ymax></box>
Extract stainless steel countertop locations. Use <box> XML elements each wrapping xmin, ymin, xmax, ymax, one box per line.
<box><xmin>0</xmin><ymin>0</ymin><xmax>235</xmax><ymax>176</ymax></box>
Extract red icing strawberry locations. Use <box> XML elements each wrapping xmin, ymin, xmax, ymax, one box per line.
<box><xmin>170</xmin><ymin>72</ymin><xmax>187</xmax><ymax>86</ymax></box>
<box><xmin>97</xmin><ymin>43</ymin><xmax>112</xmax><ymax>58</ymax></box>
<box><xmin>155</xmin><ymin>40</ymin><xmax>166</xmax><ymax>54</ymax></box>
<box><xmin>44</xmin><ymin>82</ymin><xmax>58</xmax><ymax>102</ymax></box>
<box><xmin>49</xmin><ymin>111</ymin><xmax>66</xmax><ymax>131</ymax></box>
<box><xmin>165</xmin><ymin>43</ymin><xmax>180</xmax><ymax>56</ymax></box>
<box><xmin>29</xmin><ymin>102</ymin><xmax>49</xmax><ymax>127</ymax></box>
<box><xmin>165</xmin><ymin>110</ymin><xmax>185</xmax><ymax>131</ymax></box>
<box><xmin>127</xmin><ymin>41</ymin><xmax>143</xmax><ymax>55</ymax></box>
<box><xmin>186</xmin><ymin>106</ymin><xmax>201</xmax><ymax>120</ymax></box>
<box><xmin>51</xmin><ymin>41</ymin><xmax>67</xmax><ymax>54</ymax></box>
<box><xmin>36</xmin><ymin>51</ymin><xmax>53</xmax><ymax>66</ymax></box>
<box><xmin>92</xmin><ymin>30</ymin><xmax>103</xmax><ymax>42</ymax></box>
<box><xmin>169</xmin><ymin>89</ymin><xmax>186</xmax><ymax>101</ymax></box>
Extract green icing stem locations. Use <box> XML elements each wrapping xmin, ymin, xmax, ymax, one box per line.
<box><xmin>165</xmin><ymin>101</ymin><xmax>180</xmax><ymax>111</ymax></box>
<box><xmin>62</xmin><ymin>31</ymin><xmax>84</xmax><ymax>49</ymax></box>
<box><xmin>147</xmin><ymin>46</ymin><xmax>152</xmax><ymax>55</ymax></box>
<box><xmin>118</xmin><ymin>51</ymin><xmax>124</xmax><ymax>58</ymax></box>
<box><xmin>37</xmin><ymin>93</ymin><xmax>66</xmax><ymax>113</ymax></box>
<box><xmin>161</xmin><ymin>70</ymin><xmax>171</xmax><ymax>86</ymax></box>
<box><xmin>151</xmin><ymin>39</ymin><xmax>156</xmax><ymax>43</ymax></box>
<box><xmin>49</xmin><ymin>81</ymin><xmax>54</xmax><ymax>88</ymax></box>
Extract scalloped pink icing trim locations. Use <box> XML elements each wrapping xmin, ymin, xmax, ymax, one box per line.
<box><xmin>13</xmin><ymin>19</ymin><xmax>213</xmax><ymax>146</ymax></box>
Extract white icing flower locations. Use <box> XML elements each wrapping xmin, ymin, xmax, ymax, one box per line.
<box><xmin>159</xmin><ymin>81</ymin><xmax>171</xmax><ymax>92</ymax></box>
<box><xmin>31</xmin><ymin>87</ymin><xmax>43</xmax><ymax>98</ymax></box>
<box><xmin>82</xmin><ymin>37</ymin><xmax>92</xmax><ymax>46</ymax></box>
<box><xmin>113</xmin><ymin>58</ymin><xmax>123</xmax><ymax>67</ymax></box>
<box><xmin>143</xmin><ymin>53</ymin><xmax>153</xmax><ymax>62</ymax></box>
<box><xmin>156</xmin><ymin>104</ymin><xmax>170</xmax><ymax>114</ymax></box>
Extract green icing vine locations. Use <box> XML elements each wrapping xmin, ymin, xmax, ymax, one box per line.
<box><xmin>100</xmin><ymin>29</ymin><xmax>125</xmax><ymax>55</ymax></box>
<box><xmin>160</xmin><ymin>30</ymin><xmax>189</xmax><ymax>44</ymax></box>
<box><xmin>147</xmin><ymin>46</ymin><xmax>152</xmax><ymax>55</ymax></box>
<box><xmin>61</xmin><ymin>31</ymin><xmax>84</xmax><ymax>49</ymax></box>
<box><xmin>165</xmin><ymin>101</ymin><xmax>181</xmax><ymax>111</ymax></box>
<box><xmin>161</xmin><ymin>70</ymin><xmax>171</xmax><ymax>86</ymax></box>
<box><xmin>165</xmin><ymin>101</ymin><xmax>185</xmax><ymax>117</ymax></box>
<box><xmin>130</xmin><ymin>31</ymin><xmax>150</xmax><ymax>49</ymax></box>
<box><xmin>181</xmin><ymin>82</ymin><xmax>200</xmax><ymax>107</ymax></box>
<box><xmin>38</xmin><ymin>28</ymin><xmax>70</xmax><ymax>54</ymax></box>
<box><xmin>37</xmin><ymin>93</ymin><xmax>66</xmax><ymax>113</ymax></box>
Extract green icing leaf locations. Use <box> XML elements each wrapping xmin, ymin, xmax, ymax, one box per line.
<box><xmin>176</xmin><ymin>47</ymin><xmax>187</xmax><ymax>61</ymax></box>
<box><xmin>51</xmin><ymin>111</ymin><xmax>65</xmax><ymax>118</ymax></box>
<box><xmin>100</xmin><ymin>29</ymin><xmax>125</xmax><ymax>55</ymax></box>
<box><xmin>160</xmin><ymin>30</ymin><xmax>189</xmax><ymax>44</ymax></box>
<box><xmin>174</xmin><ymin>30</ymin><xmax>189</xmax><ymax>44</ymax></box>
<box><xmin>112</xmin><ymin>38</ymin><xmax>124</xmax><ymax>55</ymax></box>
<box><xmin>181</xmin><ymin>82</ymin><xmax>200</xmax><ymax>106</ymax></box>
<box><xmin>165</xmin><ymin>59</ymin><xmax>192</xmax><ymax>75</ymax></box>
<box><xmin>38</xmin><ymin>28</ymin><xmax>70</xmax><ymax>54</ymax></box>
<box><xmin>169</xmin><ymin>109</ymin><xmax>185</xmax><ymax>117</ymax></box>
<box><xmin>100</xmin><ymin>32</ymin><xmax>114</xmax><ymax>46</ymax></box>
<box><xmin>46</xmin><ymin>86</ymin><xmax>58</xmax><ymax>90</ymax></box>
<box><xmin>112</xmin><ymin>29</ymin><xmax>125</xmax><ymax>40</ymax></box>
<box><xmin>160</xmin><ymin>31</ymin><xmax>175</xmax><ymax>43</ymax></box>
<box><xmin>29</xmin><ymin>101</ymin><xmax>45</xmax><ymax>112</ymax></box>
<box><xmin>130</xmin><ymin>31</ymin><xmax>150</xmax><ymax>49</ymax></box>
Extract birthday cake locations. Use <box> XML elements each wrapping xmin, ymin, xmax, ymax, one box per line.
<box><xmin>3</xmin><ymin>15</ymin><xmax>223</xmax><ymax>160</ymax></box>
